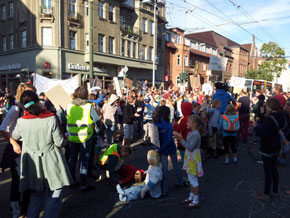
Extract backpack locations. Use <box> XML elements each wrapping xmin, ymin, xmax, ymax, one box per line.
<box><xmin>222</xmin><ymin>114</ymin><xmax>240</xmax><ymax>132</ymax></box>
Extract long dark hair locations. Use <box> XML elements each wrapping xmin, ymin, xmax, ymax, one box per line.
<box><xmin>155</xmin><ymin>105</ymin><xmax>170</xmax><ymax>123</ymax></box>
<box><xmin>20</xmin><ymin>90</ymin><xmax>45</xmax><ymax>116</ymax></box>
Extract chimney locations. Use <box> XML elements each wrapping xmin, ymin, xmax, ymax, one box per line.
<box><xmin>251</xmin><ymin>35</ymin><xmax>256</xmax><ymax>57</ymax></box>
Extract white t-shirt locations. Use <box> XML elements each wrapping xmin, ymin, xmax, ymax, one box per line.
<box><xmin>0</xmin><ymin>105</ymin><xmax>20</xmax><ymax>135</ymax></box>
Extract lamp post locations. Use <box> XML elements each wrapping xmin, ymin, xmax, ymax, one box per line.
<box><xmin>152</xmin><ymin>0</ymin><xmax>157</xmax><ymax>87</ymax></box>
<box><xmin>89</xmin><ymin>0</ymin><xmax>94</xmax><ymax>79</ymax></box>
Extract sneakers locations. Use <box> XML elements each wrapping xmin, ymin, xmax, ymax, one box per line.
<box><xmin>223</xmin><ymin>160</ymin><xmax>230</xmax><ymax>165</ymax></box>
<box><xmin>181</xmin><ymin>198</ymin><xmax>193</xmax><ymax>205</ymax></box>
<box><xmin>184</xmin><ymin>202</ymin><xmax>200</xmax><ymax>209</ymax></box>
<box><xmin>256</xmin><ymin>193</ymin><xmax>271</xmax><ymax>201</ymax></box>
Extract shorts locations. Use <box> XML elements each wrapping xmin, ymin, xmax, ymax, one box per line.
<box><xmin>188</xmin><ymin>173</ymin><xmax>199</xmax><ymax>187</ymax></box>
<box><xmin>123</xmin><ymin>124</ymin><xmax>134</xmax><ymax>139</ymax></box>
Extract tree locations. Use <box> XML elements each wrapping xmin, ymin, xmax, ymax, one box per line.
<box><xmin>245</xmin><ymin>69</ymin><xmax>274</xmax><ymax>81</ymax></box>
<box><xmin>259</xmin><ymin>42</ymin><xmax>287</xmax><ymax>79</ymax></box>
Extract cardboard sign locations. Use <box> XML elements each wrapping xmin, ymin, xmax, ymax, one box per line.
<box><xmin>45</xmin><ymin>85</ymin><xmax>72</xmax><ymax>111</ymax></box>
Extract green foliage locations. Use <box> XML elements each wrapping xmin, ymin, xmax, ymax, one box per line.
<box><xmin>245</xmin><ymin>69</ymin><xmax>274</xmax><ymax>81</ymax></box>
<box><xmin>259</xmin><ymin>42</ymin><xmax>287</xmax><ymax>79</ymax></box>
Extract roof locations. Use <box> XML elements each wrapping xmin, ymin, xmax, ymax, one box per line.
<box><xmin>190</xmin><ymin>49</ymin><xmax>211</xmax><ymax>58</ymax></box>
<box><xmin>242</xmin><ymin>44</ymin><xmax>252</xmax><ymax>52</ymax></box>
<box><xmin>169</xmin><ymin>27</ymin><xmax>185</xmax><ymax>33</ymax></box>
<box><xmin>186</xmin><ymin>30</ymin><xmax>240</xmax><ymax>49</ymax></box>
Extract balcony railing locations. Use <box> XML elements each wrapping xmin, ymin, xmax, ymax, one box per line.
<box><xmin>40</xmin><ymin>6</ymin><xmax>54</xmax><ymax>18</ymax></box>
<box><xmin>68</xmin><ymin>12</ymin><xmax>82</xmax><ymax>27</ymax></box>
<box><xmin>120</xmin><ymin>24</ymin><xmax>142</xmax><ymax>37</ymax></box>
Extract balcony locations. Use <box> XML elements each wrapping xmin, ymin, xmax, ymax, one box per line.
<box><xmin>120</xmin><ymin>24</ymin><xmax>142</xmax><ymax>38</ymax></box>
<box><xmin>39</xmin><ymin>6</ymin><xmax>55</xmax><ymax>22</ymax></box>
<box><xmin>68</xmin><ymin>12</ymin><xmax>82</xmax><ymax>27</ymax></box>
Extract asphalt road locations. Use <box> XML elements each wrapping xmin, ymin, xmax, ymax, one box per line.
<box><xmin>1</xmin><ymin>139</ymin><xmax>290</xmax><ymax>218</ymax></box>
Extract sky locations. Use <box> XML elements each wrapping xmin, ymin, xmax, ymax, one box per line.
<box><xmin>165</xmin><ymin>0</ymin><xmax>290</xmax><ymax>56</ymax></box>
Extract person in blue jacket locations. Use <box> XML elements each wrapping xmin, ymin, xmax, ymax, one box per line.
<box><xmin>213</xmin><ymin>82</ymin><xmax>235</xmax><ymax>114</ymax></box>
<box><xmin>154</xmin><ymin>106</ymin><xmax>184</xmax><ymax>195</ymax></box>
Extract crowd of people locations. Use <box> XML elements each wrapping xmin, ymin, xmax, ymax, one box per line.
<box><xmin>1</xmin><ymin>80</ymin><xmax>290</xmax><ymax>217</ymax></box>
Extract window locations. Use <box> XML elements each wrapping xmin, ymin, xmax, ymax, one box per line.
<box><xmin>149</xmin><ymin>21</ymin><xmax>153</xmax><ymax>35</ymax></box>
<box><xmin>177</xmin><ymin>54</ymin><xmax>181</xmax><ymax>65</ymax></box>
<box><xmin>142</xmin><ymin>18</ymin><xmax>147</xmax><ymax>33</ymax></box>
<box><xmin>177</xmin><ymin>34</ymin><xmax>182</xmax><ymax>44</ymax></box>
<box><xmin>9</xmin><ymin>34</ymin><xmax>13</xmax><ymax>50</ymax></box>
<box><xmin>141</xmin><ymin>45</ymin><xmax>146</xmax><ymax>60</ymax></box>
<box><xmin>42</xmin><ymin>27</ymin><xmax>52</xmax><ymax>46</ymax></box>
<box><xmin>9</xmin><ymin>2</ymin><xmax>13</xmax><ymax>18</ymax></box>
<box><xmin>21</xmin><ymin>30</ymin><xmax>26</xmax><ymax>48</ymax></box>
<box><xmin>121</xmin><ymin>39</ymin><xmax>125</xmax><ymax>56</ymax></box>
<box><xmin>165</xmin><ymin>33</ymin><xmax>170</xmax><ymax>41</ymax></box>
<box><xmin>120</xmin><ymin>15</ymin><xmax>125</xmax><ymax>27</ymax></box>
<box><xmin>133</xmin><ymin>42</ymin><xmax>136</xmax><ymax>58</ymax></box>
<box><xmin>212</xmin><ymin>48</ymin><xmax>217</xmax><ymax>55</ymax></box>
<box><xmin>149</xmin><ymin>47</ymin><xmax>153</xmax><ymax>61</ymax></box>
<box><xmin>42</xmin><ymin>0</ymin><xmax>51</xmax><ymax>8</ymax></box>
<box><xmin>2</xmin><ymin>5</ymin><xmax>6</xmax><ymax>21</ymax></box>
<box><xmin>184</xmin><ymin>55</ymin><xmax>188</xmax><ymax>66</ymax></box>
<box><xmin>98</xmin><ymin>1</ymin><xmax>104</xmax><ymax>18</ymax></box>
<box><xmin>98</xmin><ymin>34</ymin><xmax>104</xmax><ymax>52</ymax></box>
<box><xmin>202</xmin><ymin>63</ymin><xmax>206</xmax><ymax>71</ymax></box>
<box><xmin>206</xmin><ymin>46</ymin><xmax>210</xmax><ymax>53</ymax></box>
<box><xmin>109</xmin><ymin>36</ymin><xmax>114</xmax><ymax>54</ymax></box>
<box><xmin>190</xmin><ymin>41</ymin><xmax>195</xmax><ymax>49</ymax></box>
<box><xmin>68</xmin><ymin>0</ymin><xmax>76</xmax><ymax>16</ymax></box>
<box><xmin>69</xmin><ymin>31</ymin><xmax>76</xmax><ymax>50</ymax></box>
<box><xmin>2</xmin><ymin>36</ymin><xmax>6</xmax><ymax>52</ymax></box>
<box><xmin>85</xmin><ymin>33</ymin><xmax>89</xmax><ymax>51</ymax></box>
<box><xmin>127</xmin><ymin>41</ymin><xmax>131</xmax><ymax>57</ymax></box>
<box><xmin>85</xmin><ymin>1</ymin><xmax>89</xmax><ymax>16</ymax></box>
<box><xmin>198</xmin><ymin>44</ymin><xmax>204</xmax><ymax>51</ymax></box>
<box><xmin>109</xmin><ymin>5</ymin><xmax>114</xmax><ymax>22</ymax></box>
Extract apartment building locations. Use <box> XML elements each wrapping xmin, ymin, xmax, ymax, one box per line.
<box><xmin>187</xmin><ymin>31</ymin><xmax>249</xmax><ymax>82</ymax></box>
<box><xmin>0</xmin><ymin>0</ymin><xmax>166</xmax><ymax>91</ymax></box>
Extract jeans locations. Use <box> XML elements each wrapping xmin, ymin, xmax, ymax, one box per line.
<box><xmin>68</xmin><ymin>136</ymin><xmax>94</xmax><ymax>188</ymax></box>
<box><xmin>239</xmin><ymin>113</ymin><xmax>249</xmax><ymax>142</ymax></box>
<box><xmin>262</xmin><ymin>155</ymin><xmax>279</xmax><ymax>195</ymax></box>
<box><xmin>223</xmin><ymin>136</ymin><xmax>237</xmax><ymax>154</ymax></box>
<box><xmin>160</xmin><ymin>153</ymin><xmax>183</xmax><ymax>193</ymax></box>
<box><xmin>27</xmin><ymin>189</ymin><xmax>62</xmax><ymax>218</ymax></box>
<box><xmin>105</xmin><ymin>124</ymin><xmax>116</xmax><ymax>145</ymax></box>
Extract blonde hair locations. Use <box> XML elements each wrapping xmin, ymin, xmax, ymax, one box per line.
<box><xmin>15</xmin><ymin>83</ymin><xmax>37</xmax><ymax>102</ymax></box>
<box><xmin>225</xmin><ymin>104</ymin><xmax>236</xmax><ymax>115</ymax></box>
<box><xmin>147</xmin><ymin>150</ymin><xmax>160</xmax><ymax>165</ymax></box>
<box><xmin>188</xmin><ymin>115</ymin><xmax>203</xmax><ymax>134</ymax></box>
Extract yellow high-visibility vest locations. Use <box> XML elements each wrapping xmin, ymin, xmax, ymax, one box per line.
<box><xmin>67</xmin><ymin>103</ymin><xmax>94</xmax><ymax>143</ymax></box>
<box><xmin>99</xmin><ymin>144</ymin><xmax>120</xmax><ymax>165</ymax></box>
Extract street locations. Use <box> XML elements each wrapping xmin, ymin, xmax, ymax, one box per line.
<box><xmin>2</xmin><ymin>138</ymin><xmax>290</xmax><ymax>218</ymax></box>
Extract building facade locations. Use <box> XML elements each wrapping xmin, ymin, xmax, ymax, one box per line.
<box><xmin>0</xmin><ymin>0</ymin><xmax>166</xmax><ymax>92</ymax></box>
<box><xmin>242</xmin><ymin>35</ymin><xmax>259</xmax><ymax>72</ymax></box>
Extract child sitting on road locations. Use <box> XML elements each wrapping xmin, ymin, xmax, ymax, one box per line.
<box><xmin>174</xmin><ymin>115</ymin><xmax>204</xmax><ymax>209</ymax></box>
<box><xmin>116</xmin><ymin>150</ymin><xmax>163</xmax><ymax>201</ymax></box>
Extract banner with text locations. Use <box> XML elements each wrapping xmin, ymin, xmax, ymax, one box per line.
<box><xmin>208</xmin><ymin>56</ymin><xmax>228</xmax><ymax>71</ymax></box>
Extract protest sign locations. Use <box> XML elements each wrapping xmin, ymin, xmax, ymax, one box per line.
<box><xmin>45</xmin><ymin>85</ymin><xmax>72</xmax><ymax>111</ymax></box>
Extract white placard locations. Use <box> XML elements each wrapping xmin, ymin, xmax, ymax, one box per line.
<box><xmin>113</xmin><ymin>77</ymin><xmax>122</xmax><ymax>97</ymax></box>
<box><xmin>33</xmin><ymin>73</ymin><xmax>79</xmax><ymax>95</ymax></box>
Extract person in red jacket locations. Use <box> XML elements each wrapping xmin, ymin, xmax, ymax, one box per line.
<box><xmin>118</xmin><ymin>165</ymin><xmax>145</xmax><ymax>185</ymax></box>
<box><xmin>173</xmin><ymin>102</ymin><xmax>193</xmax><ymax>167</ymax></box>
